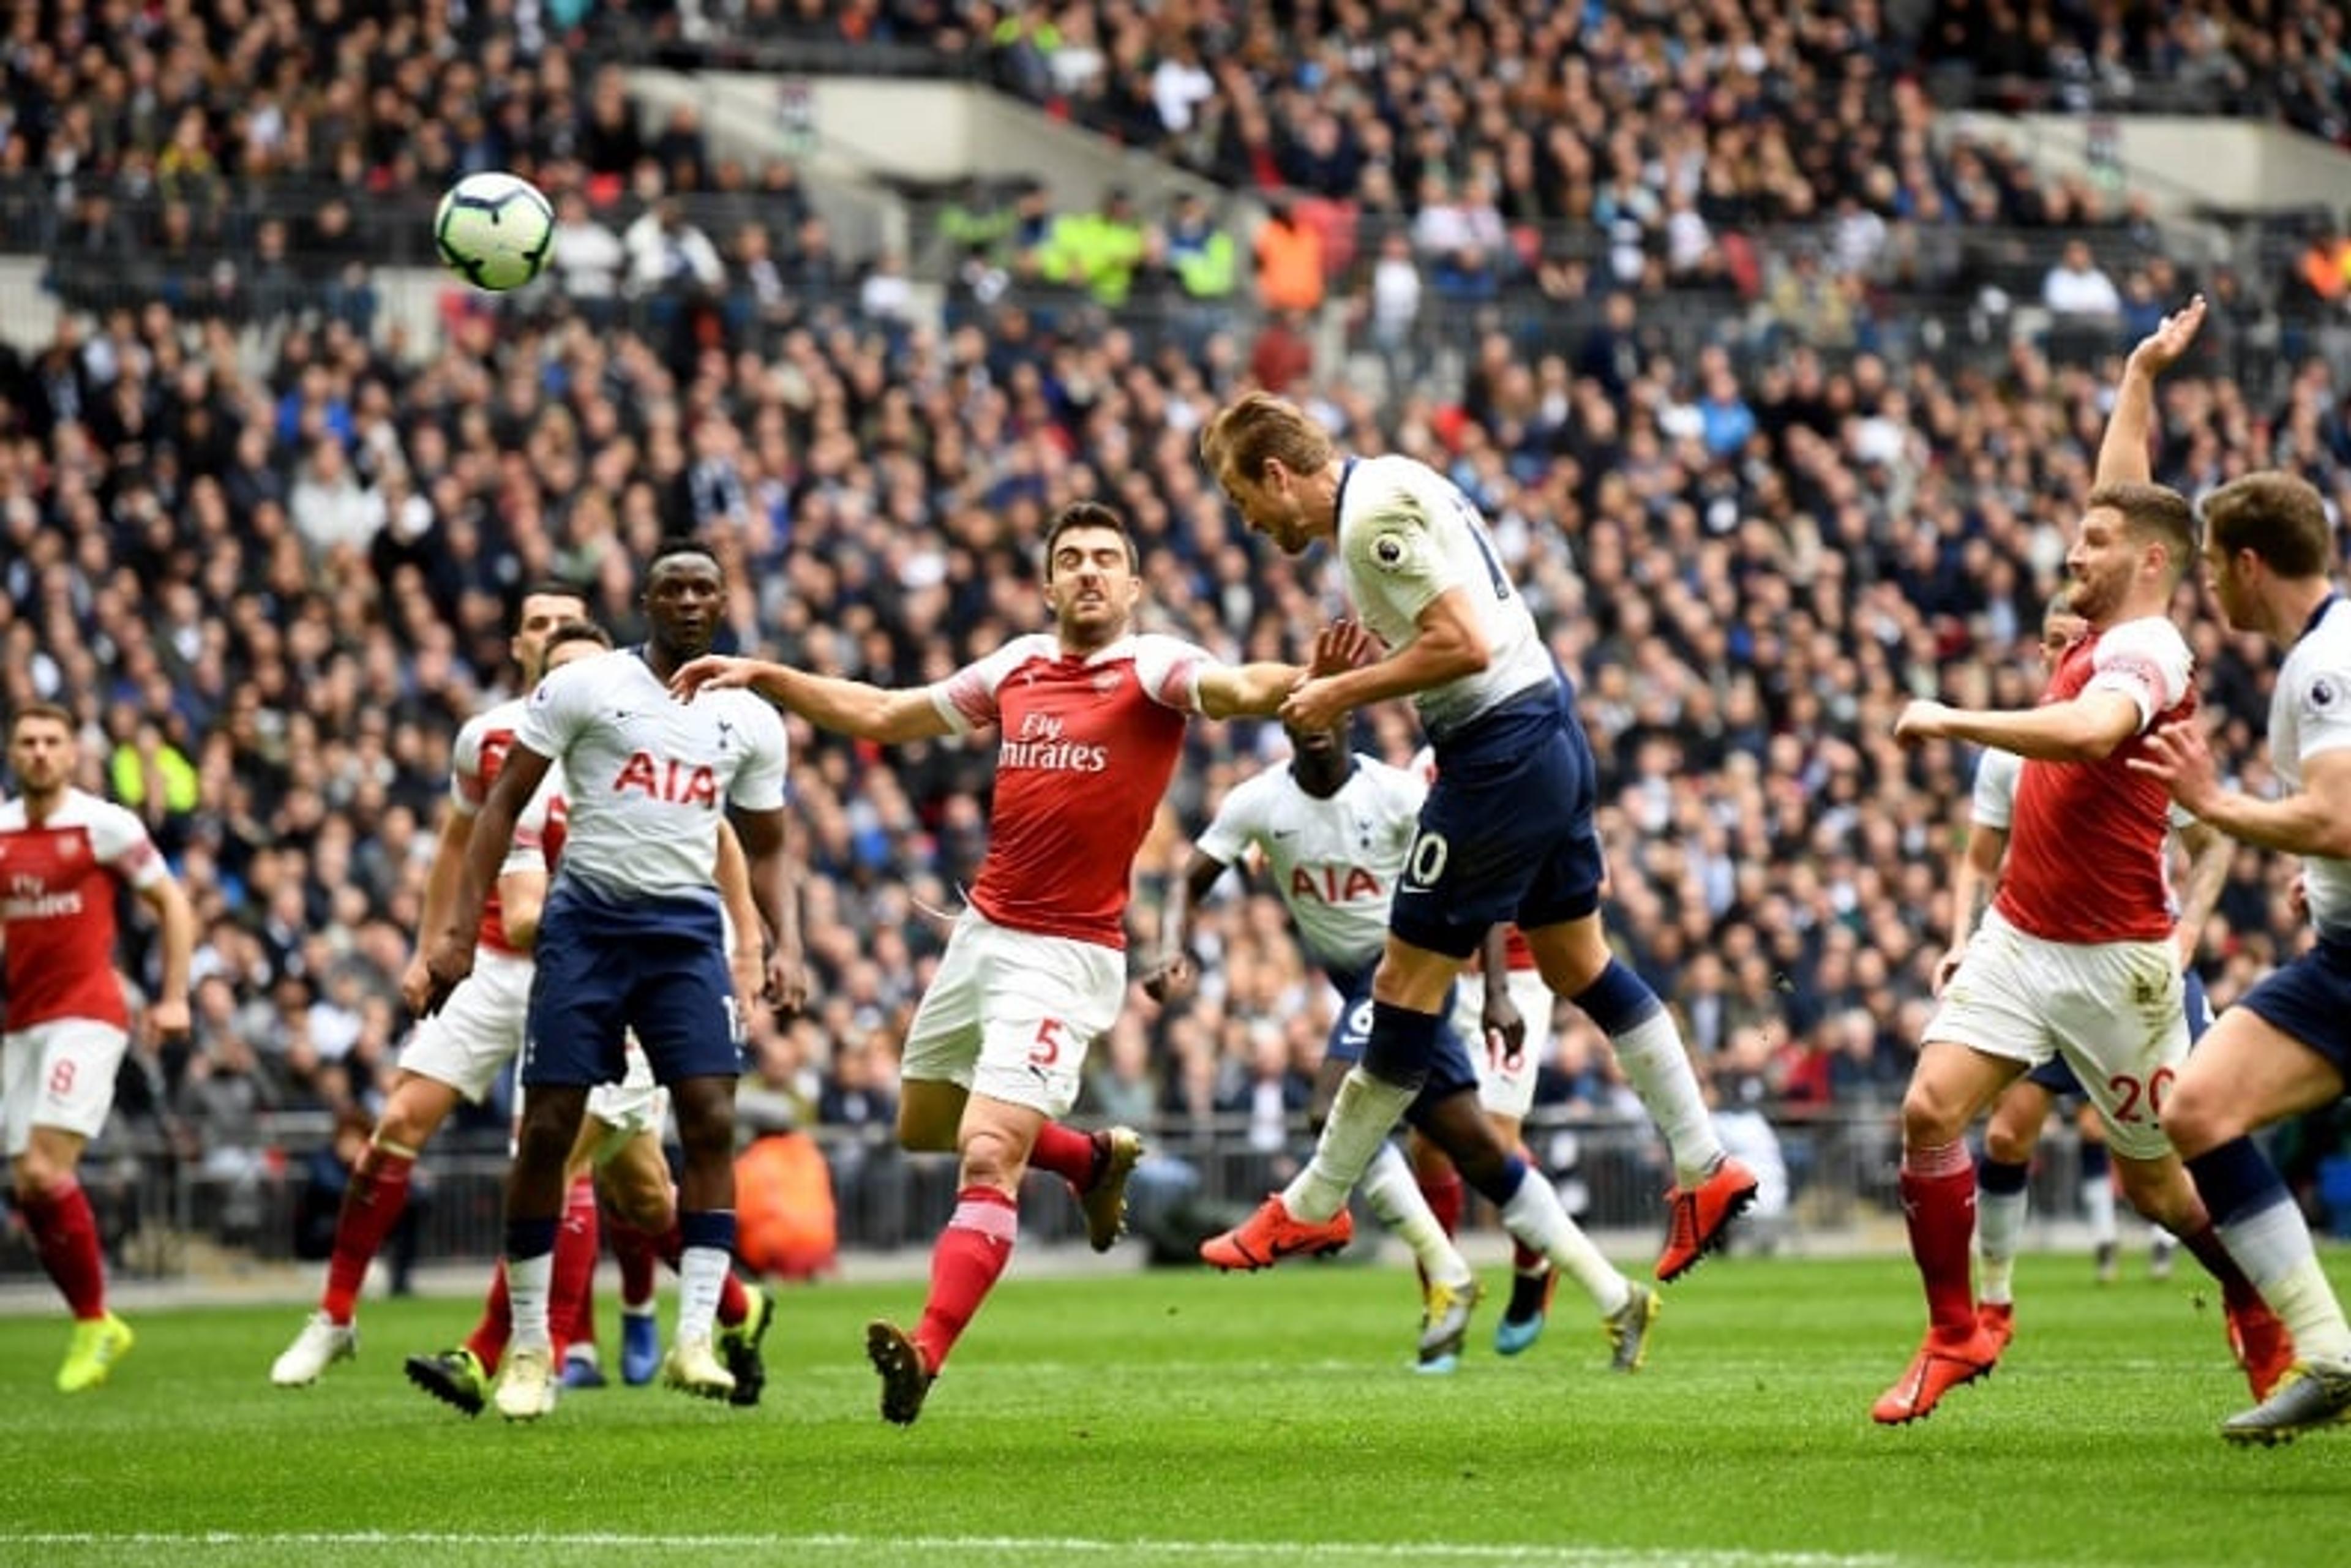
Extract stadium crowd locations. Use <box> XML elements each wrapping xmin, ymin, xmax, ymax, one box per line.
<box><xmin>1</xmin><ymin>0</ymin><xmax>2350</xmax><ymax>1255</ymax></box>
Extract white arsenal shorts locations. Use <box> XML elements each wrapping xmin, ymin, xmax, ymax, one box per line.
<box><xmin>1924</xmin><ymin>910</ymin><xmax>2189</xmax><ymax>1160</ymax></box>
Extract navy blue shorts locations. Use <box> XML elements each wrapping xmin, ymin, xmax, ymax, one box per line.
<box><xmin>2237</xmin><ymin>941</ymin><xmax>2351</xmax><ymax>1081</ymax></box>
<box><xmin>523</xmin><ymin>880</ymin><xmax>746</xmax><ymax>1089</ymax></box>
<box><xmin>1392</xmin><ymin>683</ymin><xmax>1605</xmax><ymax>961</ymax></box>
<box><xmin>2025</xmin><ymin>966</ymin><xmax>2214</xmax><ymax>1094</ymax></box>
<box><xmin>1325</xmin><ymin>966</ymin><xmax>1480</xmax><ymax>1125</ymax></box>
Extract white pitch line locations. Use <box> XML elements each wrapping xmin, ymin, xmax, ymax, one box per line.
<box><xmin>0</xmin><ymin>1532</ymin><xmax>1907</xmax><ymax>1567</ymax></box>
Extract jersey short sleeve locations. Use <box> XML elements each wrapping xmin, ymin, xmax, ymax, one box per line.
<box><xmin>726</xmin><ymin>698</ymin><xmax>791</xmax><ymax>812</ymax></box>
<box><xmin>1970</xmin><ymin>748</ymin><xmax>2020</xmax><ymax>831</ymax></box>
<box><xmin>505</xmin><ymin>767</ymin><xmax>560</xmax><ymax>877</ymax></box>
<box><xmin>928</xmin><ymin>634</ymin><xmax>1053</xmax><ymax>737</ymax></box>
<box><xmin>516</xmin><ymin>659</ymin><xmax>594</xmax><ymax>763</ymax></box>
<box><xmin>2290</xmin><ymin>659</ymin><xmax>2351</xmax><ymax>768</ymax></box>
<box><xmin>2085</xmin><ymin>617</ymin><xmax>2194</xmax><ymax>730</ymax></box>
<box><xmin>1339</xmin><ymin>472</ymin><xmax>1458</xmax><ymax>628</ymax></box>
<box><xmin>86</xmin><ymin>800</ymin><xmax>168</xmax><ymax>891</ymax></box>
<box><xmin>1131</xmin><ymin>634</ymin><xmax>1220</xmax><ymax>715</ymax></box>
<box><xmin>1194</xmin><ymin>773</ymin><xmax>1268</xmax><ymax>868</ymax></box>
<box><xmin>449</xmin><ymin>711</ymin><xmax>492</xmax><ymax>817</ymax></box>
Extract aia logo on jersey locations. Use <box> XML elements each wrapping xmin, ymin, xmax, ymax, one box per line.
<box><xmin>1290</xmin><ymin>865</ymin><xmax>1383</xmax><ymax>905</ymax></box>
<box><xmin>612</xmin><ymin>752</ymin><xmax>720</xmax><ymax>808</ymax></box>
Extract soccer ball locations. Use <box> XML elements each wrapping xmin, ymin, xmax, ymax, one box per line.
<box><xmin>433</xmin><ymin>172</ymin><xmax>555</xmax><ymax>292</ymax></box>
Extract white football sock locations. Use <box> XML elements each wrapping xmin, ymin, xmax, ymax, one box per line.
<box><xmin>2219</xmin><ymin>1198</ymin><xmax>2351</xmax><ymax>1362</ymax></box>
<box><xmin>1609</xmin><ymin>1011</ymin><xmax>1724</xmax><ymax>1185</ymax></box>
<box><xmin>1284</xmin><ymin>1067</ymin><xmax>1417</xmax><ymax>1223</ymax></box>
<box><xmin>1499</xmin><ymin>1165</ymin><xmax>1630</xmax><ymax>1316</ymax></box>
<box><xmin>2080</xmin><ymin>1174</ymin><xmax>2118</xmax><ymax>1247</ymax></box>
<box><xmin>677</xmin><ymin>1247</ymin><xmax>730</xmax><ymax>1345</ymax></box>
<box><xmin>1359</xmin><ymin>1141</ymin><xmax>1473</xmax><ymax>1289</ymax></box>
<box><xmin>1976</xmin><ymin>1185</ymin><xmax>2027</xmax><ymax>1307</ymax></box>
<box><xmin>507</xmin><ymin>1252</ymin><xmax>554</xmax><ymax>1355</ymax></box>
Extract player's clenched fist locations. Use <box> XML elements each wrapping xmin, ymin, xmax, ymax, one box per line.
<box><xmin>417</xmin><ymin>928</ymin><xmax>476</xmax><ymax>1016</ymax></box>
<box><xmin>1892</xmin><ymin>699</ymin><xmax>1955</xmax><ymax>749</ymax></box>
<box><xmin>765</xmin><ymin>948</ymin><xmax>810</xmax><ymax>1018</ymax></box>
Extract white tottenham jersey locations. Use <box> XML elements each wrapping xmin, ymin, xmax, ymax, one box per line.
<box><xmin>1194</xmin><ymin>753</ymin><xmax>1425</xmax><ymax>973</ymax></box>
<box><xmin>2271</xmin><ymin>597</ymin><xmax>2351</xmax><ymax>937</ymax></box>
<box><xmin>1335</xmin><ymin>452</ymin><xmax>1556</xmax><ymax>736</ymax></box>
<box><xmin>517</xmin><ymin>648</ymin><xmax>788</xmax><ymax>902</ymax></box>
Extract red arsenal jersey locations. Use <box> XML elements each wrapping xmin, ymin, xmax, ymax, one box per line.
<box><xmin>1996</xmin><ymin>617</ymin><xmax>2195</xmax><ymax>945</ymax></box>
<box><xmin>931</xmin><ymin>632</ymin><xmax>1217</xmax><ymax>949</ymax></box>
<box><xmin>0</xmin><ymin>789</ymin><xmax>169</xmax><ymax>1029</ymax></box>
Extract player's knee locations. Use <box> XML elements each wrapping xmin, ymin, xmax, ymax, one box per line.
<box><xmin>2158</xmin><ymin>1077</ymin><xmax>2233</xmax><ymax>1160</ymax></box>
<box><xmin>514</xmin><ymin>1093</ymin><xmax>585</xmax><ymax>1168</ymax></box>
<box><xmin>672</xmin><ymin>1105</ymin><xmax>734</xmax><ymax>1168</ymax></box>
<box><xmin>375</xmin><ymin>1085</ymin><xmax>451</xmax><ymax>1151</ymax></box>
<box><xmin>11</xmin><ymin>1151</ymin><xmax>61</xmax><ymax>1201</ymax></box>
<box><xmin>1899</xmin><ymin>1082</ymin><xmax>1968</xmax><ymax>1149</ymax></box>
<box><xmin>957</xmin><ymin>1125</ymin><xmax>1028</xmax><ymax>1193</ymax></box>
<box><xmin>1981</xmin><ymin>1118</ymin><xmax>2034</xmax><ymax>1166</ymax></box>
<box><xmin>596</xmin><ymin>1149</ymin><xmax>672</xmax><ymax>1228</ymax></box>
<box><xmin>2115</xmin><ymin>1161</ymin><xmax>2197</xmax><ymax>1231</ymax></box>
<box><xmin>1416</xmin><ymin>1094</ymin><xmax>1505</xmax><ymax>1186</ymax></box>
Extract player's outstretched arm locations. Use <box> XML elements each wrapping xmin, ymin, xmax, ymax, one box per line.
<box><xmin>2131</xmin><ymin>722</ymin><xmax>2351</xmax><ymax>860</ymax></box>
<box><xmin>2095</xmin><ymin>293</ymin><xmax>2205</xmax><ymax>489</ymax></box>
<box><xmin>1280</xmin><ymin>590</ymin><xmax>1490</xmax><ymax>731</ymax></box>
<box><xmin>1894</xmin><ymin>689</ymin><xmax>2141</xmax><ymax>762</ymax></box>
<box><xmin>1198</xmin><ymin>661</ymin><xmax>1305</xmax><ymax>719</ymax></box>
<box><xmin>670</xmin><ymin>655</ymin><xmax>955</xmax><ymax>745</ymax></box>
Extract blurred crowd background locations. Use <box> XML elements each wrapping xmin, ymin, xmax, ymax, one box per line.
<box><xmin>2</xmin><ymin>0</ymin><xmax>2350</xmax><ymax>1276</ymax></box>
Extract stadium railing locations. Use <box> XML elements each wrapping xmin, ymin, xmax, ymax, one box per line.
<box><xmin>0</xmin><ymin>1103</ymin><xmax>2107</xmax><ymax>1287</ymax></box>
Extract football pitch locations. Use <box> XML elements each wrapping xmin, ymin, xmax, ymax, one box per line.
<box><xmin>1</xmin><ymin>1251</ymin><xmax>2344</xmax><ymax>1568</ymax></box>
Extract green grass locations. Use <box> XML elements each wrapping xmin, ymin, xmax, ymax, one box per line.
<box><xmin>0</xmin><ymin>1251</ymin><xmax>2345</xmax><ymax>1568</ymax></box>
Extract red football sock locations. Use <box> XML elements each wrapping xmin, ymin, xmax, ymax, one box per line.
<box><xmin>1028</xmin><ymin>1120</ymin><xmax>1097</xmax><ymax>1189</ymax></box>
<box><xmin>2179</xmin><ymin>1222</ymin><xmax>2262</xmax><ymax>1311</ymax></box>
<box><xmin>25</xmin><ymin>1177</ymin><xmax>106</xmax><ymax>1320</ymax></box>
<box><xmin>467</xmin><ymin>1259</ymin><xmax>512</xmax><ymax>1376</ymax></box>
<box><xmin>1901</xmin><ymin>1141</ymin><xmax>1978</xmax><ymax>1340</ymax></box>
<box><xmin>550</xmin><ymin>1176</ymin><xmax>601</xmax><ymax>1357</ymax></box>
<box><xmin>1418</xmin><ymin>1166</ymin><xmax>1466</xmax><ymax>1238</ymax></box>
<box><xmin>911</xmin><ymin>1185</ymin><xmax>1018</xmax><ymax>1375</ymax></box>
<box><xmin>321</xmin><ymin>1144</ymin><xmax>414</xmax><ymax>1324</ymax></box>
<box><xmin>611</xmin><ymin>1211</ymin><xmax>661</xmax><ymax>1310</ymax></box>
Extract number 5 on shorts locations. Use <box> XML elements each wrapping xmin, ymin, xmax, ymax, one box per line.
<box><xmin>1029</xmin><ymin>1018</ymin><xmax>1068</xmax><ymax>1068</ymax></box>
